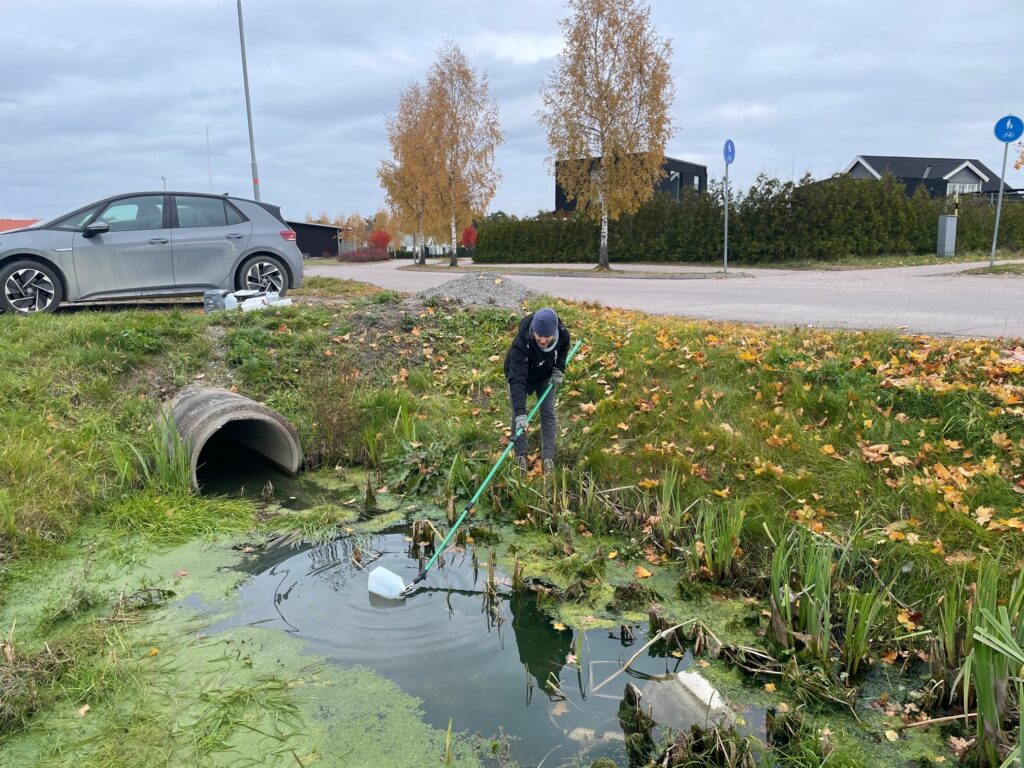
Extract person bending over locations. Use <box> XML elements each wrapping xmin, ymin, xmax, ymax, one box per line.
<box><xmin>503</xmin><ymin>307</ymin><xmax>570</xmax><ymax>474</ymax></box>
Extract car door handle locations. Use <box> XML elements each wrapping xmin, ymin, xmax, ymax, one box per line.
<box><xmin>225</xmin><ymin>233</ymin><xmax>245</xmax><ymax>240</ymax></box>
<box><xmin>148</xmin><ymin>237</ymin><xmax>169</xmax><ymax>245</ymax></box>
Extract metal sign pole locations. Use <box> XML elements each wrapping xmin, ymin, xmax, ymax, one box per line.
<box><xmin>990</xmin><ymin>141</ymin><xmax>1009</xmax><ymax>269</ymax></box>
<box><xmin>723</xmin><ymin>163</ymin><xmax>729</xmax><ymax>274</ymax></box>
<box><xmin>990</xmin><ymin>115</ymin><xmax>1024</xmax><ymax>268</ymax></box>
<box><xmin>722</xmin><ymin>139</ymin><xmax>735</xmax><ymax>275</ymax></box>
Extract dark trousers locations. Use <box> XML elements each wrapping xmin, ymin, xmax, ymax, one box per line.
<box><xmin>510</xmin><ymin>381</ymin><xmax>557</xmax><ymax>460</ymax></box>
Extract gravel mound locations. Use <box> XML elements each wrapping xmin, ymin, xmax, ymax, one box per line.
<box><xmin>418</xmin><ymin>273</ymin><xmax>536</xmax><ymax>309</ymax></box>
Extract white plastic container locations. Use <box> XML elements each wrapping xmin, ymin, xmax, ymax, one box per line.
<box><xmin>240</xmin><ymin>296</ymin><xmax>268</xmax><ymax>312</ymax></box>
<box><xmin>224</xmin><ymin>293</ymin><xmax>238</xmax><ymax>310</ymax></box>
<box><xmin>367</xmin><ymin>567</ymin><xmax>406</xmax><ymax>600</ymax></box>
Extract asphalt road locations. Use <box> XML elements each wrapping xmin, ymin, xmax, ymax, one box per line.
<box><xmin>306</xmin><ymin>259</ymin><xmax>1024</xmax><ymax>339</ymax></box>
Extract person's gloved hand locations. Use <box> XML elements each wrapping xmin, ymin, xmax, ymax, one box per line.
<box><xmin>515</xmin><ymin>415</ymin><xmax>528</xmax><ymax>434</ymax></box>
<box><xmin>550</xmin><ymin>369</ymin><xmax>564</xmax><ymax>389</ymax></box>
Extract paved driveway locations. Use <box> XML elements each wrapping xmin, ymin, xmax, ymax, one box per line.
<box><xmin>306</xmin><ymin>259</ymin><xmax>1024</xmax><ymax>339</ymax></box>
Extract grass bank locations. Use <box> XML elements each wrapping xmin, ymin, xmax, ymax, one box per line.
<box><xmin>959</xmin><ymin>262</ymin><xmax>1024</xmax><ymax>276</ymax></box>
<box><xmin>1</xmin><ymin>275</ymin><xmax>1023</xmax><ymax>766</ymax></box>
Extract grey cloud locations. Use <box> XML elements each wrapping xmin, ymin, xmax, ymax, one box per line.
<box><xmin>2</xmin><ymin>0</ymin><xmax>1020</xmax><ymax>221</ymax></box>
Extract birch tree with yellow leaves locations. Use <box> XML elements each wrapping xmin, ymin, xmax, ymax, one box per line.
<box><xmin>539</xmin><ymin>0</ymin><xmax>674</xmax><ymax>269</ymax></box>
<box><xmin>378</xmin><ymin>82</ymin><xmax>441</xmax><ymax>265</ymax></box>
<box><xmin>424</xmin><ymin>42</ymin><xmax>503</xmax><ymax>267</ymax></box>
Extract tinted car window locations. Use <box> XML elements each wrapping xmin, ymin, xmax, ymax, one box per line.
<box><xmin>225</xmin><ymin>202</ymin><xmax>247</xmax><ymax>225</ymax></box>
<box><xmin>97</xmin><ymin>196</ymin><xmax>165</xmax><ymax>232</ymax></box>
<box><xmin>50</xmin><ymin>205</ymin><xmax>101</xmax><ymax>231</ymax></box>
<box><xmin>175</xmin><ymin>196</ymin><xmax>228</xmax><ymax>228</ymax></box>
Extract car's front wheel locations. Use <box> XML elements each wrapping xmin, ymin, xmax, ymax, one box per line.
<box><xmin>0</xmin><ymin>260</ymin><xmax>63</xmax><ymax>314</ymax></box>
<box><xmin>236</xmin><ymin>254</ymin><xmax>289</xmax><ymax>295</ymax></box>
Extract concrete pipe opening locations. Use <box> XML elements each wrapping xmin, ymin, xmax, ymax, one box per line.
<box><xmin>170</xmin><ymin>387</ymin><xmax>303</xmax><ymax>491</ymax></box>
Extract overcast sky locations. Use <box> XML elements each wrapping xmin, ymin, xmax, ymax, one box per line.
<box><xmin>2</xmin><ymin>0</ymin><xmax>1020</xmax><ymax>222</ymax></box>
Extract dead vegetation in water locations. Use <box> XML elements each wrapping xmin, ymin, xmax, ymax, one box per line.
<box><xmin>0</xmin><ymin>623</ymin><xmax>73</xmax><ymax>736</ymax></box>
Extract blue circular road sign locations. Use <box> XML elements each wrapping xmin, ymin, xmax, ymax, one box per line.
<box><xmin>724</xmin><ymin>139</ymin><xmax>735</xmax><ymax>165</ymax></box>
<box><xmin>995</xmin><ymin>115</ymin><xmax>1023</xmax><ymax>143</ymax></box>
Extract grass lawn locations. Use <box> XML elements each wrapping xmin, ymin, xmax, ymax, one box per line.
<box><xmin>1</xmin><ymin>277</ymin><xmax>1023</xmax><ymax>766</ymax></box>
<box><xmin>960</xmin><ymin>263</ymin><xmax>1024</xmax><ymax>276</ymax></box>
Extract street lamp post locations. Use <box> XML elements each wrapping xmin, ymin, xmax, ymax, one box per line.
<box><xmin>236</xmin><ymin>0</ymin><xmax>261</xmax><ymax>201</ymax></box>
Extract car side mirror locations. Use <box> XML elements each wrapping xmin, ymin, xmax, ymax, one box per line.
<box><xmin>83</xmin><ymin>221</ymin><xmax>109</xmax><ymax>238</ymax></box>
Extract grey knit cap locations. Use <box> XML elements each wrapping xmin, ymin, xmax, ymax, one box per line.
<box><xmin>530</xmin><ymin>307</ymin><xmax>558</xmax><ymax>337</ymax></box>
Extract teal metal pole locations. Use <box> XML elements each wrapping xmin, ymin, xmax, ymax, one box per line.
<box><xmin>406</xmin><ymin>338</ymin><xmax>584</xmax><ymax>589</ymax></box>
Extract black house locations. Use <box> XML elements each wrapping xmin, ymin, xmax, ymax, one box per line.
<box><xmin>843</xmin><ymin>155</ymin><xmax>1014</xmax><ymax>198</ymax></box>
<box><xmin>286</xmin><ymin>220</ymin><xmax>343</xmax><ymax>259</ymax></box>
<box><xmin>554</xmin><ymin>155</ymin><xmax>708</xmax><ymax>213</ymax></box>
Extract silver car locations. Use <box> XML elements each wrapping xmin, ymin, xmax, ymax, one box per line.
<box><xmin>0</xmin><ymin>192</ymin><xmax>304</xmax><ymax>313</ymax></box>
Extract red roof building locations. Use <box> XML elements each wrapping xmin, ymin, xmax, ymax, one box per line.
<box><xmin>0</xmin><ymin>219</ymin><xmax>39</xmax><ymax>232</ymax></box>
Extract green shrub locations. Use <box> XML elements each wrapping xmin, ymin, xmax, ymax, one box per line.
<box><xmin>475</xmin><ymin>174</ymin><xmax>1023</xmax><ymax>264</ymax></box>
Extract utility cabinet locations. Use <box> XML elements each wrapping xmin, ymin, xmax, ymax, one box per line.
<box><xmin>937</xmin><ymin>215</ymin><xmax>957</xmax><ymax>257</ymax></box>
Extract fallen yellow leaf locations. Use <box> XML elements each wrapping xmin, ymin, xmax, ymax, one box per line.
<box><xmin>634</xmin><ymin>565</ymin><xmax>652</xmax><ymax>579</ymax></box>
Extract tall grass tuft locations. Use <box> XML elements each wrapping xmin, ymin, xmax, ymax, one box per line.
<box><xmin>769</xmin><ymin>535</ymin><xmax>795</xmax><ymax>652</ymax></box>
<box><xmin>931</xmin><ymin>572</ymin><xmax>975</xmax><ymax>701</ymax></box>
<box><xmin>793</xmin><ymin>530</ymin><xmax>834</xmax><ymax>663</ymax></box>
<box><xmin>769</xmin><ymin>528</ymin><xmax>838</xmax><ymax>665</ymax></box>
<box><xmin>303</xmin><ymin>356</ymin><xmax>361</xmax><ymax>469</ymax></box>
<box><xmin>0</xmin><ymin>491</ymin><xmax>14</xmax><ymax>540</ymax></box>
<box><xmin>964</xmin><ymin>558</ymin><xmax>1024</xmax><ymax>766</ymax></box>
<box><xmin>131</xmin><ymin>412</ymin><xmax>192</xmax><ymax>492</ymax></box>
<box><xmin>840</xmin><ymin>586</ymin><xmax>885</xmax><ymax>677</ymax></box>
<box><xmin>689</xmin><ymin>500</ymin><xmax>744</xmax><ymax>582</ymax></box>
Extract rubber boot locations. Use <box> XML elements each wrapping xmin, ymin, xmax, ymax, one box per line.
<box><xmin>542</xmin><ymin>459</ymin><xmax>554</xmax><ymax>475</ymax></box>
<box><xmin>515</xmin><ymin>455</ymin><xmax>530</xmax><ymax>472</ymax></box>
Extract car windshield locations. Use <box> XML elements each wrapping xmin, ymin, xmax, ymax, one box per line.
<box><xmin>50</xmin><ymin>206</ymin><xmax>102</xmax><ymax>231</ymax></box>
<box><xmin>35</xmin><ymin>204</ymin><xmax>101</xmax><ymax>231</ymax></box>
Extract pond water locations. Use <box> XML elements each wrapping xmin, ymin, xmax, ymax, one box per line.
<box><xmin>214</xmin><ymin>526</ymin><xmax>765</xmax><ymax>767</ymax></box>
<box><xmin>196</xmin><ymin>451</ymin><xmax>763</xmax><ymax>765</ymax></box>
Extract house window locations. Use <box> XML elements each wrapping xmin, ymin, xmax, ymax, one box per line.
<box><xmin>693</xmin><ymin>176</ymin><xmax>700</xmax><ymax>191</ymax></box>
<box><xmin>947</xmin><ymin>182</ymin><xmax>980</xmax><ymax>196</ymax></box>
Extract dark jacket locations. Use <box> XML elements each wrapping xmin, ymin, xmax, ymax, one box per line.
<box><xmin>504</xmin><ymin>312</ymin><xmax>570</xmax><ymax>417</ymax></box>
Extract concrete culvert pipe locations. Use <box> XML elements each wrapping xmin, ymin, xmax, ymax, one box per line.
<box><xmin>170</xmin><ymin>387</ymin><xmax>302</xmax><ymax>490</ymax></box>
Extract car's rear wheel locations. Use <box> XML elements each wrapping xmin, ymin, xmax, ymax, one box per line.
<box><xmin>236</xmin><ymin>254</ymin><xmax>289</xmax><ymax>295</ymax></box>
<box><xmin>0</xmin><ymin>260</ymin><xmax>63</xmax><ymax>314</ymax></box>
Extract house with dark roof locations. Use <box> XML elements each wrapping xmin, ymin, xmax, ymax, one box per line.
<box><xmin>843</xmin><ymin>155</ymin><xmax>1014</xmax><ymax>198</ymax></box>
<box><xmin>555</xmin><ymin>155</ymin><xmax>707</xmax><ymax>213</ymax></box>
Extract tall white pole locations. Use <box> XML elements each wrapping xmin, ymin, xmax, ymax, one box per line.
<box><xmin>237</xmin><ymin>0</ymin><xmax>261</xmax><ymax>201</ymax></box>
<box><xmin>206</xmin><ymin>126</ymin><xmax>212</xmax><ymax>193</ymax></box>
<box><xmin>990</xmin><ymin>141</ymin><xmax>1009</xmax><ymax>268</ymax></box>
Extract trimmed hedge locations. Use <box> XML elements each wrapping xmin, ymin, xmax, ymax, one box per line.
<box><xmin>337</xmin><ymin>247</ymin><xmax>390</xmax><ymax>263</ymax></box>
<box><xmin>476</xmin><ymin>174</ymin><xmax>1024</xmax><ymax>264</ymax></box>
